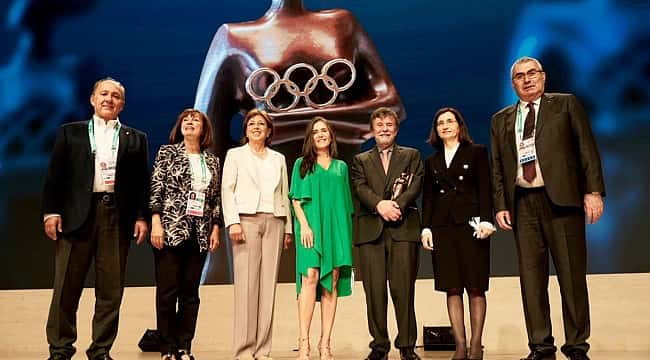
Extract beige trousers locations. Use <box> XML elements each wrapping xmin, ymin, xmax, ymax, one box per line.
<box><xmin>232</xmin><ymin>213</ymin><xmax>284</xmax><ymax>359</ymax></box>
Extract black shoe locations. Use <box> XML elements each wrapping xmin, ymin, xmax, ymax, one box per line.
<box><xmin>520</xmin><ymin>350</ymin><xmax>556</xmax><ymax>360</ymax></box>
<box><xmin>47</xmin><ymin>355</ymin><xmax>71</xmax><ymax>360</ymax></box>
<box><xmin>399</xmin><ymin>347</ymin><xmax>421</xmax><ymax>360</ymax></box>
<box><xmin>91</xmin><ymin>355</ymin><xmax>114</xmax><ymax>360</ymax></box>
<box><xmin>566</xmin><ymin>349</ymin><xmax>589</xmax><ymax>360</ymax></box>
<box><xmin>365</xmin><ymin>349</ymin><xmax>388</xmax><ymax>360</ymax></box>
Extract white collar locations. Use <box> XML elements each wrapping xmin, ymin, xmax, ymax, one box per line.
<box><xmin>93</xmin><ymin>115</ymin><xmax>120</xmax><ymax>130</ymax></box>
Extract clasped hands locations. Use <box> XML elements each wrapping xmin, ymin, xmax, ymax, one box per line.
<box><xmin>376</xmin><ymin>200</ymin><xmax>402</xmax><ymax>222</ymax></box>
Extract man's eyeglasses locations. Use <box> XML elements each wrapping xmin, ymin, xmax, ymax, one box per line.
<box><xmin>513</xmin><ymin>69</ymin><xmax>544</xmax><ymax>81</ymax></box>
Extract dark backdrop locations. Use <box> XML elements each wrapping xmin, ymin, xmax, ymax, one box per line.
<box><xmin>1</xmin><ymin>0</ymin><xmax>648</xmax><ymax>289</ymax></box>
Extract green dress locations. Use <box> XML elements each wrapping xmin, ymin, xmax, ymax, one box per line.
<box><xmin>289</xmin><ymin>157</ymin><xmax>354</xmax><ymax>300</ymax></box>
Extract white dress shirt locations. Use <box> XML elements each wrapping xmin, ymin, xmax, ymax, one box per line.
<box><xmin>92</xmin><ymin>115</ymin><xmax>120</xmax><ymax>193</ymax></box>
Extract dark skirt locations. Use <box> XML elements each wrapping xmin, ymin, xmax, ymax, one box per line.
<box><xmin>431</xmin><ymin>223</ymin><xmax>490</xmax><ymax>292</ymax></box>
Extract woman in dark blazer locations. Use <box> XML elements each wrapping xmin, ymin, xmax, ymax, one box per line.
<box><xmin>421</xmin><ymin>107</ymin><xmax>494</xmax><ymax>360</ymax></box>
<box><xmin>150</xmin><ymin>108</ymin><xmax>221</xmax><ymax>360</ymax></box>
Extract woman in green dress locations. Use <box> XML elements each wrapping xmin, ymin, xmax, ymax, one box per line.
<box><xmin>290</xmin><ymin>116</ymin><xmax>354</xmax><ymax>360</ymax></box>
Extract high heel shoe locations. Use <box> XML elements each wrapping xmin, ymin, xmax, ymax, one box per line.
<box><xmin>467</xmin><ymin>349</ymin><xmax>483</xmax><ymax>360</ymax></box>
<box><xmin>318</xmin><ymin>342</ymin><xmax>334</xmax><ymax>360</ymax></box>
<box><xmin>297</xmin><ymin>338</ymin><xmax>310</xmax><ymax>360</ymax></box>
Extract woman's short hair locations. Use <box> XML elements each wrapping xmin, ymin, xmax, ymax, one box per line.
<box><xmin>241</xmin><ymin>108</ymin><xmax>274</xmax><ymax>146</ymax></box>
<box><xmin>169</xmin><ymin>108</ymin><xmax>213</xmax><ymax>150</ymax></box>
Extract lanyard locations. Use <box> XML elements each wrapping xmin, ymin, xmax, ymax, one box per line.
<box><xmin>88</xmin><ymin>119</ymin><xmax>120</xmax><ymax>156</ymax></box>
<box><xmin>190</xmin><ymin>152</ymin><xmax>208</xmax><ymax>184</ymax></box>
<box><xmin>515</xmin><ymin>103</ymin><xmax>537</xmax><ymax>140</ymax></box>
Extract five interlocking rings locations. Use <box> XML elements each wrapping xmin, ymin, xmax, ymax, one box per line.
<box><xmin>245</xmin><ymin>58</ymin><xmax>356</xmax><ymax>112</ymax></box>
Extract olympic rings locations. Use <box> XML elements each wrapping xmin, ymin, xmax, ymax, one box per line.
<box><xmin>245</xmin><ymin>58</ymin><xmax>356</xmax><ymax>112</ymax></box>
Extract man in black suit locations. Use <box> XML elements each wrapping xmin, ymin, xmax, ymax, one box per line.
<box><xmin>351</xmin><ymin>107</ymin><xmax>424</xmax><ymax>360</ymax></box>
<box><xmin>41</xmin><ymin>77</ymin><xmax>150</xmax><ymax>360</ymax></box>
<box><xmin>490</xmin><ymin>57</ymin><xmax>605</xmax><ymax>360</ymax></box>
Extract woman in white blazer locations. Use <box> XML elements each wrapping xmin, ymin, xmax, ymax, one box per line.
<box><xmin>221</xmin><ymin>109</ymin><xmax>292</xmax><ymax>360</ymax></box>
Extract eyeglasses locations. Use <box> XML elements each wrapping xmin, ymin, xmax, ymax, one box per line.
<box><xmin>513</xmin><ymin>69</ymin><xmax>544</xmax><ymax>81</ymax></box>
<box><xmin>436</xmin><ymin>119</ymin><xmax>457</xmax><ymax>127</ymax></box>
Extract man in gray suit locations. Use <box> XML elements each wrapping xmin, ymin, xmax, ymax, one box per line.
<box><xmin>490</xmin><ymin>57</ymin><xmax>605</xmax><ymax>360</ymax></box>
<box><xmin>351</xmin><ymin>107</ymin><xmax>423</xmax><ymax>360</ymax></box>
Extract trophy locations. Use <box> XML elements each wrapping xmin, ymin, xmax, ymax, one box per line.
<box><xmin>391</xmin><ymin>172</ymin><xmax>414</xmax><ymax>200</ymax></box>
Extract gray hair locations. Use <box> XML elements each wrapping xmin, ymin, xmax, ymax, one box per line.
<box><xmin>510</xmin><ymin>56</ymin><xmax>543</xmax><ymax>79</ymax></box>
<box><xmin>92</xmin><ymin>77</ymin><xmax>126</xmax><ymax>100</ymax></box>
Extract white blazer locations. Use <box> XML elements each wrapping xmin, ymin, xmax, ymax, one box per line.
<box><xmin>221</xmin><ymin>144</ymin><xmax>292</xmax><ymax>233</ymax></box>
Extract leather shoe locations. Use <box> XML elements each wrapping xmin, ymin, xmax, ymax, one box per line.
<box><xmin>91</xmin><ymin>355</ymin><xmax>114</xmax><ymax>360</ymax></box>
<box><xmin>399</xmin><ymin>347</ymin><xmax>421</xmax><ymax>360</ymax></box>
<box><xmin>566</xmin><ymin>349</ymin><xmax>590</xmax><ymax>360</ymax></box>
<box><xmin>365</xmin><ymin>349</ymin><xmax>388</xmax><ymax>360</ymax></box>
<box><xmin>47</xmin><ymin>355</ymin><xmax>71</xmax><ymax>360</ymax></box>
<box><xmin>520</xmin><ymin>350</ymin><xmax>556</xmax><ymax>360</ymax></box>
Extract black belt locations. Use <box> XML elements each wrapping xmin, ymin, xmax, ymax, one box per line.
<box><xmin>515</xmin><ymin>186</ymin><xmax>545</xmax><ymax>195</ymax></box>
<box><xmin>93</xmin><ymin>192</ymin><xmax>115</xmax><ymax>205</ymax></box>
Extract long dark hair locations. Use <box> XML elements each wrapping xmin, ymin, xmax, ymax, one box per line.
<box><xmin>299</xmin><ymin>116</ymin><xmax>338</xmax><ymax>178</ymax></box>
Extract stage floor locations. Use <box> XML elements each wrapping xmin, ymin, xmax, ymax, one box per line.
<box><xmin>1</xmin><ymin>273</ymin><xmax>648</xmax><ymax>359</ymax></box>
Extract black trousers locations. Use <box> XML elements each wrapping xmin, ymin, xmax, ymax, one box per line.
<box><xmin>357</xmin><ymin>230</ymin><xmax>420</xmax><ymax>352</ymax></box>
<box><xmin>153</xmin><ymin>238</ymin><xmax>207</xmax><ymax>354</ymax></box>
<box><xmin>514</xmin><ymin>187</ymin><xmax>590</xmax><ymax>355</ymax></box>
<box><xmin>46</xmin><ymin>196</ymin><xmax>130</xmax><ymax>359</ymax></box>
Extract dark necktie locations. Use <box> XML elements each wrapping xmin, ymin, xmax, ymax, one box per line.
<box><xmin>522</xmin><ymin>102</ymin><xmax>537</xmax><ymax>183</ymax></box>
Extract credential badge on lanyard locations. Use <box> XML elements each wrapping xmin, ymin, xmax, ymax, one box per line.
<box><xmin>88</xmin><ymin>119</ymin><xmax>120</xmax><ymax>186</ymax></box>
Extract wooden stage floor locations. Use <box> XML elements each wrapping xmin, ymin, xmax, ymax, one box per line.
<box><xmin>1</xmin><ymin>273</ymin><xmax>648</xmax><ymax>359</ymax></box>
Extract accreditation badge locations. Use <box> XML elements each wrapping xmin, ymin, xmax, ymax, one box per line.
<box><xmin>518</xmin><ymin>137</ymin><xmax>537</xmax><ymax>164</ymax></box>
<box><xmin>98</xmin><ymin>155</ymin><xmax>117</xmax><ymax>186</ymax></box>
<box><xmin>186</xmin><ymin>191</ymin><xmax>206</xmax><ymax>217</ymax></box>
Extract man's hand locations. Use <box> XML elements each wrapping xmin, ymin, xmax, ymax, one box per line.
<box><xmin>376</xmin><ymin>200</ymin><xmax>402</xmax><ymax>222</ymax></box>
<box><xmin>133</xmin><ymin>220</ymin><xmax>148</xmax><ymax>245</ymax></box>
<box><xmin>229</xmin><ymin>223</ymin><xmax>246</xmax><ymax>242</ymax></box>
<box><xmin>209</xmin><ymin>225</ymin><xmax>220</xmax><ymax>252</ymax></box>
<box><xmin>44</xmin><ymin>216</ymin><xmax>62</xmax><ymax>240</ymax></box>
<box><xmin>584</xmin><ymin>193</ymin><xmax>604</xmax><ymax>224</ymax></box>
<box><xmin>495</xmin><ymin>210</ymin><xmax>512</xmax><ymax>231</ymax></box>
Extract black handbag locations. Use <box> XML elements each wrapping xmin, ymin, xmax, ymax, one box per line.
<box><xmin>138</xmin><ymin>329</ymin><xmax>161</xmax><ymax>352</ymax></box>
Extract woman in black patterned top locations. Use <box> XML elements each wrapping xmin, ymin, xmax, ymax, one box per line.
<box><xmin>149</xmin><ymin>109</ymin><xmax>221</xmax><ymax>360</ymax></box>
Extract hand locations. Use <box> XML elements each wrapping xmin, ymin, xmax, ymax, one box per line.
<box><xmin>495</xmin><ymin>210</ymin><xmax>512</xmax><ymax>231</ymax></box>
<box><xmin>584</xmin><ymin>193</ymin><xmax>604</xmax><ymax>224</ymax></box>
<box><xmin>44</xmin><ymin>216</ymin><xmax>62</xmax><ymax>241</ymax></box>
<box><xmin>376</xmin><ymin>200</ymin><xmax>402</xmax><ymax>222</ymax></box>
<box><xmin>133</xmin><ymin>220</ymin><xmax>148</xmax><ymax>245</ymax></box>
<box><xmin>283</xmin><ymin>233</ymin><xmax>293</xmax><ymax>250</ymax></box>
<box><xmin>421</xmin><ymin>230</ymin><xmax>434</xmax><ymax>251</ymax></box>
<box><xmin>229</xmin><ymin>223</ymin><xmax>246</xmax><ymax>242</ymax></box>
<box><xmin>477</xmin><ymin>222</ymin><xmax>496</xmax><ymax>239</ymax></box>
<box><xmin>150</xmin><ymin>217</ymin><xmax>164</xmax><ymax>249</ymax></box>
<box><xmin>209</xmin><ymin>225</ymin><xmax>220</xmax><ymax>252</ymax></box>
<box><xmin>300</xmin><ymin>223</ymin><xmax>314</xmax><ymax>248</ymax></box>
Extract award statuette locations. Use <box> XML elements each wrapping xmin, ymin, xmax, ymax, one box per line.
<box><xmin>391</xmin><ymin>172</ymin><xmax>414</xmax><ymax>200</ymax></box>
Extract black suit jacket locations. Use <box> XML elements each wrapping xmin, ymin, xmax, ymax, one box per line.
<box><xmin>41</xmin><ymin>120</ymin><xmax>150</xmax><ymax>237</ymax></box>
<box><xmin>422</xmin><ymin>143</ymin><xmax>493</xmax><ymax>229</ymax></box>
<box><xmin>490</xmin><ymin>93</ymin><xmax>605</xmax><ymax>212</ymax></box>
<box><xmin>351</xmin><ymin>144</ymin><xmax>424</xmax><ymax>245</ymax></box>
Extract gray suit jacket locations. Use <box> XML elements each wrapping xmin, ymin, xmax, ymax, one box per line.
<box><xmin>351</xmin><ymin>145</ymin><xmax>424</xmax><ymax>245</ymax></box>
<box><xmin>490</xmin><ymin>93</ymin><xmax>605</xmax><ymax>212</ymax></box>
